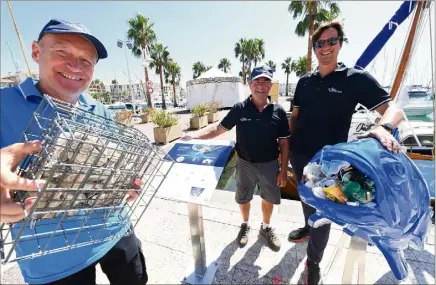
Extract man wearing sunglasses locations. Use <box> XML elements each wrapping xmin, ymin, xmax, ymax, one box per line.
<box><xmin>287</xmin><ymin>20</ymin><xmax>403</xmax><ymax>285</ymax></box>
<box><xmin>182</xmin><ymin>66</ymin><xmax>290</xmax><ymax>252</ymax></box>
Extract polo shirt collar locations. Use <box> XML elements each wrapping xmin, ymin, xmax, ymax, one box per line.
<box><xmin>313</xmin><ymin>62</ymin><xmax>347</xmax><ymax>76</ymax></box>
<box><xmin>247</xmin><ymin>95</ymin><xmax>273</xmax><ymax>107</ymax></box>
<box><xmin>15</xmin><ymin>76</ymin><xmax>96</xmax><ymax>110</ymax></box>
<box><xmin>16</xmin><ymin>77</ymin><xmax>42</xmax><ymax>99</ymax></box>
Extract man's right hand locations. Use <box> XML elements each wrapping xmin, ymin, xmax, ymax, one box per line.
<box><xmin>0</xmin><ymin>141</ymin><xmax>46</xmax><ymax>223</ymax></box>
<box><xmin>180</xmin><ymin>134</ymin><xmax>195</xmax><ymax>141</ymax></box>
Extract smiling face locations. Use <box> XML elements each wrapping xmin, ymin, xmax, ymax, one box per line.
<box><xmin>313</xmin><ymin>27</ymin><xmax>342</xmax><ymax>67</ymax></box>
<box><xmin>31</xmin><ymin>33</ymin><xmax>97</xmax><ymax>103</ymax></box>
<box><xmin>248</xmin><ymin>77</ymin><xmax>272</xmax><ymax>102</ymax></box>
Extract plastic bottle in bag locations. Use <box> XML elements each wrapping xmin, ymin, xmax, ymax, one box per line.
<box><xmin>322</xmin><ymin>179</ymin><xmax>347</xmax><ymax>204</ymax></box>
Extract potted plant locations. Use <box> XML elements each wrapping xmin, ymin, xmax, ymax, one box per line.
<box><xmin>140</xmin><ymin>107</ymin><xmax>155</xmax><ymax>123</ymax></box>
<box><xmin>152</xmin><ymin>110</ymin><xmax>181</xmax><ymax>144</ymax></box>
<box><xmin>115</xmin><ymin>110</ymin><xmax>134</xmax><ymax>126</ymax></box>
<box><xmin>190</xmin><ymin>103</ymin><xmax>208</xmax><ymax>130</ymax></box>
<box><xmin>206</xmin><ymin>101</ymin><xmax>221</xmax><ymax>123</ymax></box>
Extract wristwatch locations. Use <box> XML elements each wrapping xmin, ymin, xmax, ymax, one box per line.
<box><xmin>380</xmin><ymin>123</ymin><xmax>394</xmax><ymax>134</ymax></box>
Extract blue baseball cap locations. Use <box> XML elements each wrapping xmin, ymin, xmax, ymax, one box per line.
<box><xmin>37</xmin><ymin>19</ymin><xmax>108</xmax><ymax>60</ymax></box>
<box><xmin>250</xmin><ymin>66</ymin><xmax>273</xmax><ymax>81</ymax></box>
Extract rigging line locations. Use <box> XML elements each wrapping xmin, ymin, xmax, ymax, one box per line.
<box><xmin>394</xmin><ymin>1</ymin><xmax>428</xmax><ymax>88</ymax></box>
<box><xmin>428</xmin><ymin>1</ymin><xmax>435</xmax><ymax>91</ymax></box>
<box><xmin>406</xmin><ymin>2</ymin><xmax>430</xmax><ymax>85</ymax></box>
<box><xmin>382</xmin><ymin>45</ymin><xmax>389</xmax><ymax>86</ymax></box>
<box><xmin>390</xmin><ymin>8</ymin><xmax>415</xmax><ymax>88</ymax></box>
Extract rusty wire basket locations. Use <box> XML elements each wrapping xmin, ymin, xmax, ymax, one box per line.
<box><xmin>0</xmin><ymin>95</ymin><xmax>174</xmax><ymax>264</ymax></box>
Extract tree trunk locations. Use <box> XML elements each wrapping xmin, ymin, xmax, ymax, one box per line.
<box><xmin>242</xmin><ymin>56</ymin><xmax>246</xmax><ymax>85</ymax></box>
<box><xmin>286</xmin><ymin>73</ymin><xmax>289</xmax><ymax>97</ymax></box>
<box><xmin>306</xmin><ymin>1</ymin><xmax>317</xmax><ymax>72</ymax></box>
<box><xmin>173</xmin><ymin>82</ymin><xmax>178</xmax><ymax>108</ymax></box>
<box><xmin>144</xmin><ymin>67</ymin><xmax>152</xmax><ymax>107</ymax></box>
<box><xmin>159</xmin><ymin>67</ymin><xmax>166</xmax><ymax>110</ymax></box>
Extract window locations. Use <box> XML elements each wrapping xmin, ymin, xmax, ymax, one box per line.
<box><xmin>402</xmin><ymin>135</ymin><xmax>434</xmax><ymax>147</ymax></box>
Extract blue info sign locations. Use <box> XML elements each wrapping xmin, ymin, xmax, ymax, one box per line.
<box><xmin>156</xmin><ymin>140</ymin><xmax>235</xmax><ymax>205</ymax></box>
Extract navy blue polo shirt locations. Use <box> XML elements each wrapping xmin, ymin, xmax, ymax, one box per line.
<box><xmin>0</xmin><ymin>78</ymin><xmax>128</xmax><ymax>284</ymax></box>
<box><xmin>220</xmin><ymin>96</ymin><xmax>291</xmax><ymax>163</ymax></box>
<box><xmin>290</xmin><ymin>63</ymin><xmax>391</xmax><ymax>157</ymax></box>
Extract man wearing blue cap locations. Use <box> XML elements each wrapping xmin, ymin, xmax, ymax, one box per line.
<box><xmin>183</xmin><ymin>66</ymin><xmax>290</xmax><ymax>251</ymax></box>
<box><xmin>0</xmin><ymin>19</ymin><xmax>148</xmax><ymax>285</ymax></box>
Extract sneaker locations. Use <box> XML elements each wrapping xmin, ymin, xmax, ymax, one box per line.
<box><xmin>305</xmin><ymin>260</ymin><xmax>321</xmax><ymax>285</ymax></box>
<box><xmin>288</xmin><ymin>226</ymin><xmax>310</xmax><ymax>243</ymax></box>
<box><xmin>236</xmin><ymin>223</ymin><xmax>250</xmax><ymax>247</ymax></box>
<box><xmin>259</xmin><ymin>226</ymin><xmax>281</xmax><ymax>251</ymax></box>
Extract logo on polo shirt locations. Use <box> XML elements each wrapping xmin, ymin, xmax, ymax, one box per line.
<box><xmin>328</xmin><ymin>87</ymin><xmax>343</xmax><ymax>94</ymax></box>
<box><xmin>240</xmin><ymin>117</ymin><xmax>251</xmax><ymax>122</ymax></box>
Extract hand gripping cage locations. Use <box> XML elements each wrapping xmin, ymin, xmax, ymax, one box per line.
<box><xmin>0</xmin><ymin>95</ymin><xmax>174</xmax><ymax>264</ymax></box>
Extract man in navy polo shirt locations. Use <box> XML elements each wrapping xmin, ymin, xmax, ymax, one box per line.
<box><xmin>183</xmin><ymin>66</ymin><xmax>291</xmax><ymax>251</ymax></box>
<box><xmin>288</xmin><ymin>20</ymin><xmax>403</xmax><ymax>285</ymax></box>
<box><xmin>0</xmin><ymin>19</ymin><xmax>147</xmax><ymax>285</ymax></box>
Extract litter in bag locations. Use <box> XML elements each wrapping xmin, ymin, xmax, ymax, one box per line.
<box><xmin>298</xmin><ymin>138</ymin><xmax>433</xmax><ymax>281</ymax></box>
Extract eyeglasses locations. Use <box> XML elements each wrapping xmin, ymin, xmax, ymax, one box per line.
<box><xmin>313</xmin><ymin>37</ymin><xmax>341</xmax><ymax>49</ymax></box>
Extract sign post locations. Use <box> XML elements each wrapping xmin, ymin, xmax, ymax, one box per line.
<box><xmin>320</xmin><ymin>233</ymin><xmax>368</xmax><ymax>284</ymax></box>
<box><xmin>156</xmin><ymin>140</ymin><xmax>235</xmax><ymax>285</ymax></box>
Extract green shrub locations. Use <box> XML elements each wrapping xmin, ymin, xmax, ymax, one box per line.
<box><xmin>207</xmin><ymin>101</ymin><xmax>221</xmax><ymax>113</ymax></box>
<box><xmin>190</xmin><ymin>103</ymin><xmax>208</xmax><ymax>117</ymax></box>
<box><xmin>152</xmin><ymin>110</ymin><xmax>179</xmax><ymax>128</ymax></box>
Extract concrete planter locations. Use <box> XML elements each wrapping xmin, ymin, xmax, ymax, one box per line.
<box><xmin>153</xmin><ymin>124</ymin><xmax>182</xmax><ymax>144</ymax></box>
<box><xmin>140</xmin><ymin>113</ymin><xmax>152</xmax><ymax>123</ymax></box>
<box><xmin>190</xmin><ymin>115</ymin><xmax>208</xmax><ymax>130</ymax></box>
<box><xmin>207</xmin><ymin>112</ymin><xmax>219</xmax><ymax>123</ymax></box>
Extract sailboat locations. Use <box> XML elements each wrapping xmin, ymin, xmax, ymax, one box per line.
<box><xmin>353</xmin><ymin>0</ymin><xmax>435</xmax><ymax>203</ymax></box>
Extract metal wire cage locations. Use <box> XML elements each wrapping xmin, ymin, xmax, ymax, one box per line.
<box><xmin>0</xmin><ymin>95</ymin><xmax>173</xmax><ymax>264</ymax></box>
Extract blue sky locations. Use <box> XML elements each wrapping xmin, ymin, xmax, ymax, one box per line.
<box><xmin>1</xmin><ymin>1</ymin><xmax>434</xmax><ymax>87</ymax></box>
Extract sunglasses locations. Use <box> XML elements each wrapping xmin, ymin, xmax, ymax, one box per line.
<box><xmin>313</xmin><ymin>37</ymin><xmax>341</xmax><ymax>49</ymax></box>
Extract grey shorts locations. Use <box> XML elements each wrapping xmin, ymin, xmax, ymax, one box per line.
<box><xmin>235</xmin><ymin>157</ymin><xmax>281</xmax><ymax>205</ymax></box>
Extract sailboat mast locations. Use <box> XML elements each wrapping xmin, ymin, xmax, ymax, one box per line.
<box><xmin>390</xmin><ymin>0</ymin><xmax>424</xmax><ymax>99</ymax></box>
<box><xmin>6</xmin><ymin>0</ymin><xmax>32</xmax><ymax>78</ymax></box>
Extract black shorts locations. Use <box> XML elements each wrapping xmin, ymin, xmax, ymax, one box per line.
<box><xmin>34</xmin><ymin>231</ymin><xmax>148</xmax><ymax>285</ymax></box>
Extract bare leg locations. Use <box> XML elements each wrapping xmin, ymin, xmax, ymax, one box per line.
<box><xmin>239</xmin><ymin>203</ymin><xmax>250</xmax><ymax>222</ymax></box>
<box><xmin>261</xmin><ymin>199</ymin><xmax>274</xmax><ymax>225</ymax></box>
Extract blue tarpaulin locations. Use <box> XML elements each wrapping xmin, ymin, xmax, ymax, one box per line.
<box><xmin>354</xmin><ymin>1</ymin><xmax>417</xmax><ymax>70</ymax></box>
<box><xmin>298</xmin><ymin>138</ymin><xmax>432</xmax><ymax>281</ymax></box>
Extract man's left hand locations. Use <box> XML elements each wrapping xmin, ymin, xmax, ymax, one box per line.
<box><xmin>357</xmin><ymin>126</ymin><xmax>401</xmax><ymax>153</ymax></box>
<box><xmin>277</xmin><ymin>171</ymin><xmax>287</xmax><ymax>188</ymax></box>
<box><xmin>126</xmin><ymin>177</ymin><xmax>144</xmax><ymax>203</ymax></box>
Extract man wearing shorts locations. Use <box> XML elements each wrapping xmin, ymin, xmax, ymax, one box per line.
<box><xmin>183</xmin><ymin>66</ymin><xmax>290</xmax><ymax>251</ymax></box>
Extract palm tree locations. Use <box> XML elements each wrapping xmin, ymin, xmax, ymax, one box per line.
<box><xmin>218</xmin><ymin>58</ymin><xmax>231</xmax><ymax>73</ymax></box>
<box><xmin>265</xmin><ymin>60</ymin><xmax>277</xmax><ymax>73</ymax></box>
<box><xmin>252</xmin><ymin>38</ymin><xmax>265</xmax><ymax>67</ymax></box>
<box><xmin>165</xmin><ymin>60</ymin><xmax>181</xmax><ymax>108</ymax></box>
<box><xmin>281</xmin><ymin>57</ymin><xmax>293</xmax><ymax>97</ymax></box>
<box><xmin>192</xmin><ymin>61</ymin><xmax>208</xmax><ymax>79</ymax></box>
<box><xmin>149</xmin><ymin>43</ymin><xmax>170</xmax><ymax>110</ymax></box>
<box><xmin>288</xmin><ymin>1</ymin><xmax>341</xmax><ymax>71</ymax></box>
<box><xmin>292</xmin><ymin>56</ymin><xmax>310</xmax><ymax>78</ymax></box>
<box><xmin>243</xmin><ymin>38</ymin><xmax>266</xmax><ymax>79</ymax></box>
<box><xmin>234</xmin><ymin>38</ymin><xmax>248</xmax><ymax>84</ymax></box>
<box><xmin>127</xmin><ymin>13</ymin><xmax>157</xmax><ymax>107</ymax></box>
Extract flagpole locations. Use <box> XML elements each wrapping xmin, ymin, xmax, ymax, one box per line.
<box><xmin>6</xmin><ymin>0</ymin><xmax>33</xmax><ymax>78</ymax></box>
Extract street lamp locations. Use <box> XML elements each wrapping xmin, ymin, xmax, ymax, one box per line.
<box><xmin>117</xmin><ymin>39</ymin><xmax>134</xmax><ymax>103</ymax></box>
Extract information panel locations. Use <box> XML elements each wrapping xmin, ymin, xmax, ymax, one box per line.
<box><xmin>156</xmin><ymin>139</ymin><xmax>235</xmax><ymax>205</ymax></box>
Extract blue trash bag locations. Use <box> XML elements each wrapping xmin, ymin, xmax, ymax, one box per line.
<box><xmin>298</xmin><ymin>138</ymin><xmax>433</xmax><ymax>281</ymax></box>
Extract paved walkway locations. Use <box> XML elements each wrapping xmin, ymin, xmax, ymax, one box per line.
<box><xmin>1</xmin><ymin>190</ymin><xmax>434</xmax><ymax>284</ymax></box>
